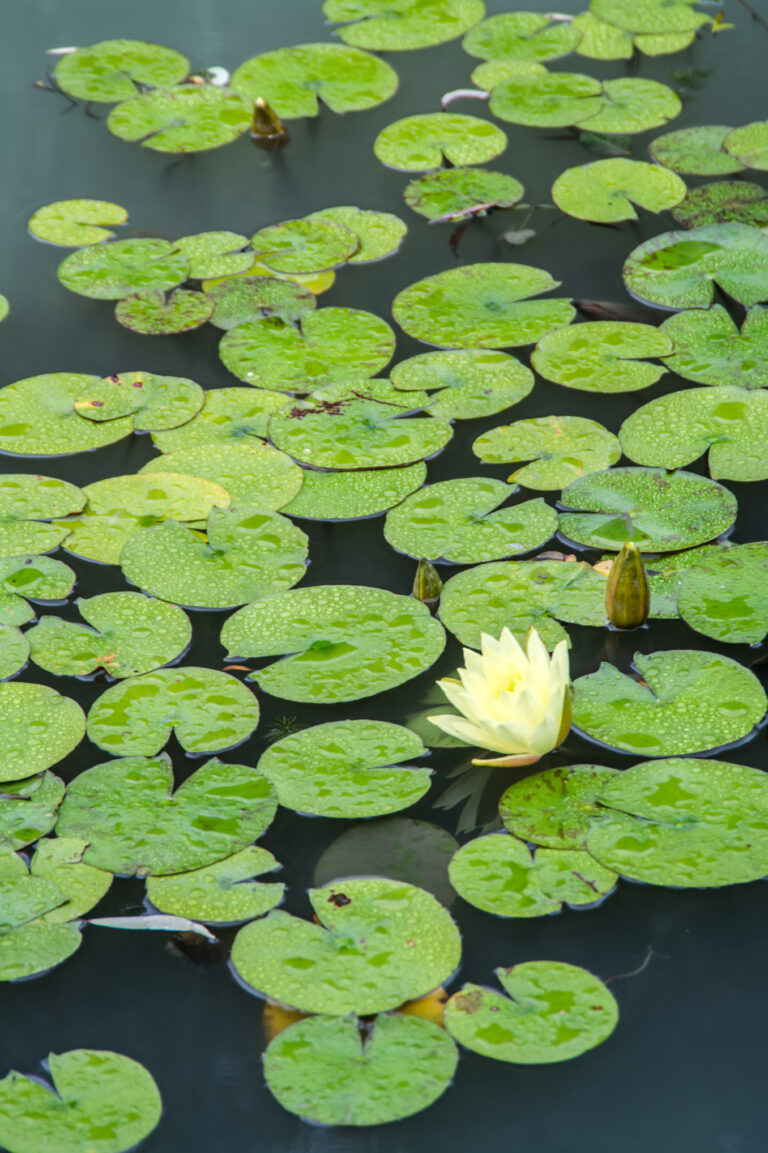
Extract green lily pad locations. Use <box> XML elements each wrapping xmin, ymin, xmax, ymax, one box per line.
<box><xmin>449</xmin><ymin>832</ymin><xmax>616</xmax><ymax>917</ymax></box>
<box><xmin>258</xmin><ymin>720</ymin><xmax>431</xmax><ymax>819</ymax></box>
<box><xmin>107</xmin><ymin>85</ymin><xmax>251</xmax><ymax>152</ymax></box>
<box><xmin>531</xmin><ymin>321</ymin><xmax>672</xmax><ymax>393</ymax></box>
<box><xmin>0</xmin><ymin>555</ymin><xmax>76</xmax><ymax>627</ymax></box>
<box><xmin>0</xmin><ymin>474</ymin><xmax>85</xmax><ymax>558</ymax></box>
<box><xmin>558</xmin><ymin>467</ymin><xmax>738</xmax><ymax>552</ymax></box>
<box><xmin>675</xmin><ymin>541</ymin><xmax>768</xmax><ymax>644</ymax></box>
<box><xmin>282</xmin><ymin>462</ymin><xmax>426</xmax><ymax>520</ymax></box>
<box><xmin>573</xmin><ymin>649</ymin><xmax>767</xmax><ymax>756</ymax></box>
<box><xmin>173</xmin><ymin>231</ymin><xmax>253</xmax><ymax>279</ymax></box>
<box><xmin>390</xmin><ymin>349</ymin><xmax>534</xmax><ymax>420</ymax></box>
<box><xmin>473</xmin><ymin>415</ymin><xmax>620</xmax><ymax>490</ymax></box>
<box><xmin>267</xmin><ymin>381</ymin><xmax>453</xmax><ymax>470</ymax></box>
<box><xmin>623</xmin><ymin>223</ymin><xmax>768</xmax><ymax>310</ymax></box>
<box><xmin>552</xmin><ymin>158</ymin><xmax>686</xmax><ymax>223</ymax></box>
<box><xmin>250</xmin><ymin>219</ymin><xmax>358</xmax><ymax>276</ymax></box>
<box><xmin>670</xmin><ymin>182</ymin><xmax>768</xmax><ymax>229</ymax></box>
<box><xmin>231</xmin><ymin>42</ymin><xmax>398</xmax><ymax>117</ymax></box>
<box><xmin>571</xmin><ymin>11</ymin><xmax>633</xmax><ymax>59</ymax></box>
<box><xmin>323</xmin><ymin>0</ymin><xmax>486</xmax><ymax>50</ymax></box>
<box><xmin>463</xmin><ymin>12</ymin><xmax>581</xmax><ymax>63</ymax></box>
<box><xmin>0</xmin><ymin>373</ymin><xmax>134</xmax><ymax>457</ymax></box>
<box><xmin>221</xmin><ymin>584</ymin><xmax>446</xmax><ymax>704</ymax></box>
<box><xmin>724</xmin><ymin>121</ymin><xmax>768</xmax><ymax>171</ymax></box>
<box><xmin>403</xmin><ymin>167</ymin><xmax>524</xmax><ymax>223</ymax></box>
<box><xmin>489</xmin><ymin>73</ymin><xmax>680</xmax><ymax>134</ymax></box>
<box><xmin>590</xmin><ymin>0</ymin><xmax>709</xmax><ymax>34</ymax></box>
<box><xmin>57</xmin><ymin>754</ymin><xmax>275</xmax><ymax>875</ymax></box>
<box><xmin>660</xmin><ymin>305</ymin><xmax>768</xmax><ymax>387</ymax></box>
<box><xmin>620</xmin><ymin>385</ymin><xmax>768</xmax><ymax>481</ymax></box>
<box><xmin>204</xmin><ymin>276</ymin><xmax>315</xmax><ymax>331</ymax></box>
<box><xmin>440</xmin><ymin>559</ymin><xmax>607</xmax><ymax>650</ymax></box>
<box><xmin>27</xmin><ymin>592</ymin><xmax>191</xmax><ymax>679</ymax></box>
<box><xmin>444</xmin><ymin>961</ymin><xmax>618</xmax><ymax>1062</ymax></box>
<box><xmin>649</xmin><ymin>125</ymin><xmax>744</xmax><ymax>176</ymax></box>
<box><xmin>28</xmin><ymin>199</ymin><xmax>128</xmax><ymax>247</ymax></box>
<box><xmin>114</xmin><ymin>288</ymin><xmax>214</xmax><ymax>335</ymax></box>
<box><xmin>0</xmin><ymin>1048</ymin><xmax>161</xmax><ymax>1153</ymax></box>
<box><xmin>32</xmin><ymin>837</ymin><xmax>112</xmax><ymax>923</ymax></box>
<box><xmin>0</xmin><ymin>296</ymin><xmax>7</xmax><ymax>323</ymax></box>
<box><xmin>263</xmin><ymin>1013</ymin><xmax>457</xmax><ymax>1126</ymax></box>
<box><xmin>219</xmin><ymin>307</ymin><xmax>395</xmax><ymax>391</ymax></box>
<box><xmin>231</xmin><ymin>876</ymin><xmax>461</xmax><ymax>1014</ymax></box>
<box><xmin>150</xmin><ymin>386</ymin><xmax>290</xmax><ymax>452</ymax></box>
<box><xmin>140</xmin><ymin>440</ymin><xmax>303</xmax><ymax>508</ymax></box>
<box><xmin>85</xmin><ymin>667</ymin><xmax>260</xmax><ymax>757</ymax></box>
<box><xmin>383</xmin><ymin>478</ymin><xmax>557</xmax><ymax>563</ymax></box>
<box><xmin>57</xmin><ymin>238</ymin><xmax>188</xmax><ymax>301</ymax></box>
<box><xmin>642</xmin><ymin>544</ymin><xmax>723</xmax><ymax>619</ymax></box>
<box><xmin>58</xmin><ymin>472</ymin><xmax>230</xmax><ymax>566</ymax></box>
<box><xmin>575</xmin><ymin>77</ymin><xmax>681</xmax><ymax>135</ymax></box>
<box><xmin>74</xmin><ymin>371</ymin><xmax>204</xmax><ymax>432</ymax></box>
<box><xmin>303</xmin><ymin>207</ymin><xmax>407</xmax><ymax>263</ymax></box>
<box><xmin>0</xmin><ymin>773</ymin><xmax>65</xmax><ymax>851</ymax></box>
<box><xmin>0</xmin><ymin>683</ymin><xmax>85</xmax><ymax>784</ymax></box>
<box><xmin>374</xmin><ymin>113</ymin><xmax>507</xmax><ymax>172</ymax></box>
<box><xmin>393</xmin><ymin>263</ymin><xmax>575</xmax><ymax>350</ymax></box>
<box><xmin>499</xmin><ymin>764</ymin><xmax>621</xmax><ymax>849</ymax></box>
<box><xmin>53</xmin><ymin>38</ymin><xmax>189</xmax><ymax>101</ymax></box>
<box><xmin>0</xmin><ymin>627</ymin><xmax>29</xmax><ymax>680</ymax></box>
<box><xmin>120</xmin><ymin>506</ymin><xmax>308</xmax><ymax>609</ymax></box>
<box><xmin>146</xmin><ymin>845</ymin><xmax>283</xmax><ymax>925</ymax></box>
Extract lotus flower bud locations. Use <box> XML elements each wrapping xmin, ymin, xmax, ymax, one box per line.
<box><xmin>604</xmin><ymin>542</ymin><xmax>649</xmax><ymax>629</ymax></box>
<box><xmin>411</xmin><ymin>558</ymin><xmax>442</xmax><ymax>609</ymax></box>
<box><xmin>250</xmin><ymin>98</ymin><xmax>289</xmax><ymax>150</ymax></box>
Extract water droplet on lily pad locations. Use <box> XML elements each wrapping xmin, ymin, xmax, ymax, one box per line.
<box><xmin>107</xmin><ymin>85</ymin><xmax>252</xmax><ymax>152</ymax></box>
<box><xmin>28</xmin><ymin>199</ymin><xmax>128</xmax><ymax>246</ymax></box>
<box><xmin>0</xmin><ymin>554</ymin><xmax>76</xmax><ymax>627</ymax></box>
<box><xmin>404</xmin><ymin>167</ymin><xmax>524</xmax><ymax>222</ymax></box>
<box><xmin>724</xmin><ymin>120</ymin><xmax>768</xmax><ymax>171</ymax></box>
<box><xmin>57</xmin><ymin>238</ymin><xmax>188</xmax><ymax>300</ymax></box>
<box><xmin>250</xmin><ymin>218</ymin><xmax>358</xmax><ymax>276</ymax></box>
<box><xmin>499</xmin><ymin>763</ymin><xmax>621</xmax><ymax>848</ymax></box>
<box><xmin>0</xmin><ymin>772</ymin><xmax>65</xmax><ymax>851</ymax></box>
<box><xmin>670</xmin><ymin>181</ymin><xmax>768</xmax><ymax>229</ymax></box>
<box><xmin>323</xmin><ymin>0</ymin><xmax>486</xmax><ymax>50</ymax></box>
<box><xmin>649</xmin><ymin>124</ymin><xmax>744</xmax><ymax>176</ymax></box>
<box><xmin>532</xmin><ymin>321</ymin><xmax>672</xmax><ymax>393</ymax></box>
<box><xmin>474</xmin><ymin>415</ymin><xmax>620</xmax><ymax>490</ymax></box>
<box><xmin>374</xmin><ymin>113</ymin><xmax>507</xmax><ymax>172</ymax></box>
<box><xmin>552</xmin><ymin>158</ymin><xmax>686</xmax><ymax>222</ymax></box>
<box><xmin>146</xmin><ymin>845</ymin><xmax>284</xmax><ymax>925</ymax></box>
<box><xmin>114</xmin><ymin>288</ymin><xmax>214</xmax><ymax>334</ymax></box>
<box><xmin>140</xmin><ymin>440</ymin><xmax>303</xmax><ymax>508</ymax></box>
<box><xmin>0</xmin><ymin>373</ymin><xmax>133</xmax><ymax>456</ymax></box>
<box><xmin>0</xmin><ymin>682</ymin><xmax>85</xmax><ymax>783</ymax></box>
<box><xmin>463</xmin><ymin>12</ymin><xmax>581</xmax><ymax>64</ymax></box>
<box><xmin>303</xmin><ymin>206</ymin><xmax>407</xmax><ymax>263</ymax></box>
<box><xmin>173</xmin><ymin>231</ymin><xmax>253</xmax><ymax>279</ymax></box>
<box><xmin>0</xmin><ymin>474</ymin><xmax>85</xmax><ymax>559</ymax></box>
<box><xmin>282</xmin><ymin>462</ymin><xmax>426</xmax><ymax>521</ymax></box>
<box><xmin>53</xmin><ymin>38</ymin><xmax>190</xmax><ymax>101</ymax></box>
<box><xmin>391</xmin><ymin>348</ymin><xmax>534</xmax><ymax>420</ymax></box>
<box><xmin>675</xmin><ymin>541</ymin><xmax>768</xmax><ymax>644</ymax></box>
<box><xmin>660</xmin><ymin>305</ymin><xmax>768</xmax><ymax>388</ymax></box>
<box><xmin>150</xmin><ymin>386</ymin><xmax>290</xmax><ymax>452</ymax></box>
<box><xmin>75</xmin><ymin>371</ymin><xmax>204</xmax><ymax>432</ymax></box>
<box><xmin>590</xmin><ymin>0</ymin><xmax>709</xmax><ymax>35</ymax></box>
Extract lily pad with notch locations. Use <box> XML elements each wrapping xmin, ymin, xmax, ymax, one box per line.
<box><xmin>499</xmin><ymin>763</ymin><xmax>621</xmax><ymax>849</ymax></box>
<box><xmin>323</xmin><ymin>0</ymin><xmax>486</xmax><ymax>50</ymax></box>
<box><xmin>140</xmin><ymin>440</ymin><xmax>303</xmax><ymax>508</ymax></box>
<box><xmin>0</xmin><ymin>554</ymin><xmax>76</xmax><ymax>627</ymax></box>
<box><xmin>473</xmin><ymin>415</ymin><xmax>620</xmax><ymax>490</ymax></box>
<box><xmin>374</xmin><ymin>113</ymin><xmax>507</xmax><ymax>172</ymax></box>
<box><xmin>303</xmin><ymin>207</ymin><xmax>407</xmax><ymax>264</ymax></box>
<box><xmin>0</xmin><ymin>848</ymin><xmax>77</xmax><ymax>981</ymax></box>
<box><xmin>675</xmin><ymin>541</ymin><xmax>768</xmax><ymax>644</ymax></box>
<box><xmin>0</xmin><ymin>627</ymin><xmax>29</xmax><ymax>680</ymax></box>
<box><xmin>75</xmin><ymin>371</ymin><xmax>204</xmax><ymax>431</ymax></box>
<box><xmin>649</xmin><ymin>125</ymin><xmax>744</xmax><ymax>176</ymax></box>
<box><xmin>572</xmin><ymin>10</ymin><xmax>695</xmax><ymax>59</ymax></box>
<box><xmin>53</xmin><ymin>37</ymin><xmax>190</xmax><ymax>101</ymax></box>
<box><xmin>489</xmin><ymin>73</ymin><xmax>681</xmax><ymax>134</ymax></box>
<box><xmin>114</xmin><ymin>288</ymin><xmax>214</xmax><ymax>335</ymax></box>
<box><xmin>249</xmin><ymin>219</ymin><xmax>359</xmax><ymax>276</ymax></box>
<box><xmin>107</xmin><ymin>85</ymin><xmax>252</xmax><ymax>152</ymax></box>
<box><xmin>660</xmin><ymin>305</ymin><xmax>768</xmax><ymax>388</ymax></box>
<box><xmin>151</xmin><ymin>387</ymin><xmax>290</xmax><ymax>452</ymax></box>
<box><xmin>590</xmin><ymin>0</ymin><xmax>709</xmax><ymax>35</ymax></box>
<box><xmin>551</xmin><ymin>158</ymin><xmax>686</xmax><ymax>223</ymax></box>
<box><xmin>28</xmin><ymin>199</ymin><xmax>128</xmax><ymax>247</ymax></box>
<box><xmin>173</xmin><ymin>231</ymin><xmax>253</xmax><ymax>279</ymax></box>
<box><xmin>531</xmin><ymin>321</ymin><xmax>672</xmax><ymax>393</ymax></box>
<box><xmin>0</xmin><ymin>682</ymin><xmax>85</xmax><ymax>784</ymax></box>
<box><xmin>204</xmin><ymin>276</ymin><xmax>315</xmax><ymax>331</ymax></box>
<box><xmin>282</xmin><ymin>462</ymin><xmax>426</xmax><ymax>521</ymax></box>
<box><xmin>463</xmin><ymin>12</ymin><xmax>582</xmax><ymax>63</ymax></box>
<box><xmin>57</xmin><ymin>238</ymin><xmax>188</xmax><ymax>301</ymax></box>
<box><xmin>0</xmin><ymin>772</ymin><xmax>65</xmax><ymax>852</ymax></box>
<box><xmin>670</xmin><ymin>182</ymin><xmax>768</xmax><ymax>229</ymax></box>
<box><xmin>403</xmin><ymin>168</ymin><xmax>524</xmax><ymax>223</ymax></box>
<box><xmin>146</xmin><ymin>845</ymin><xmax>284</xmax><ymax>925</ymax></box>
<box><xmin>390</xmin><ymin>348</ymin><xmax>534</xmax><ymax>420</ymax></box>
<box><xmin>0</xmin><ymin>474</ymin><xmax>85</xmax><ymax>559</ymax></box>
<box><xmin>0</xmin><ymin>373</ymin><xmax>133</xmax><ymax>456</ymax></box>
<box><xmin>724</xmin><ymin>122</ymin><xmax>768</xmax><ymax>172</ymax></box>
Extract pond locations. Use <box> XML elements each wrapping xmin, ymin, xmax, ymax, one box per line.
<box><xmin>1</xmin><ymin>0</ymin><xmax>768</xmax><ymax>1149</ymax></box>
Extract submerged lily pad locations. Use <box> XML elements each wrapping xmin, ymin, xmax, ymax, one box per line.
<box><xmin>473</xmin><ymin>416</ymin><xmax>620</xmax><ymax>490</ymax></box>
<box><xmin>53</xmin><ymin>38</ymin><xmax>190</xmax><ymax>101</ymax></box>
<box><xmin>85</xmin><ymin>667</ymin><xmax>260</xmax><ymax>757</ymax></box>
<box><xmin>499</xmin><ymin>764</ymin><xmax>621</xmax><ymax>849</ymax></box>
<box><xmin>231</xmin><ymin>877</ymin><xmax>461</xmax><ymax>1014</ymax></box>
<box><xmin>675</xmin><ymin>542</ymin><xmax>768</xmax><ymax>644</ymax></box>
<box><xmin>107</xmin><ymin>85</ymin><xmax>251</xmax><ymax>152</ymax></box>
<box><xmin>558</xmin><ymin>467</ymin><xmax>738</xmax><ymax>552</ymax></box>
<box><xmin>222</xmin><ymin>584</ymin><xmax>445</xmax><ymax>704</ymax></box>
<box><xmin>444</xmin><ymin>962</ymin><xmax>618</xmax><ymax>1062</ymax></box>
<box><xmin>383</xmin><ymin>477</ymin><xmax>557</xmax><ymax>563</ymax></box>
<box><xmin>232</xmin><ymin>43</ymin><xmax>398</xmax><ymax>117</ymax></box>
<box><xmin>75</xmin><ymin>371</ymin><xmax>204</xmax><ymax>432</ymax></box>
<box><xmin>463</xmin><ymin>12</ymin><xmax>581</xmax><ymax>63</ymax></box>
<box><xmin>670</xmin><ymin>182</ymin><xmax>768</xmax><ymax>229</ymax></box>
<box><xmin>0</xmin><ymin>373</ymin><xmax>133</xmax><ymax>456</ymax></box>
<box><xmin>57</xmin><ymin>238</ymin><xmax>188</xmax><ymax>300</ymax></box>
<box><xmin>115</xmin><ymin>288</ymin><xmax>214</xmax><ymax>335</ymax></box>
<box><xmin>404</xmin><ymin>167</ymin><xmax>524</xmax><ymax>223</ymax></box>
<box><xmin>258</xmin><ymin>720</ymin><xmax>431</xmax><ymax>819</ymax></box>
<box><xmin>151</xmin><ymin>387</ymin><xmax>290</xmax><ymax>452</ymax></box>
<box><xmin>374</xmin><ymin>113</ymin><xmax>507</xmax><ymax>172</ymax></box>
<box><xmin>390</xmin><ymin>349</ymin><xmax>534</xmax><ymax>420</ymax></box>
<box><xmin>660</xmin><ymin>305</ymin><xmax>768</xmax><ymax>388</ymax></box>
<box><xmin>649</xmin><ymin>125</ymin><xmax>744</xmax><ymax>176</ymax></box>
<box><xmin>219</xmin><ymin>307</ymin><xmax>395</xmax><ymax>391</ymax></box>
<box><xmin>57</xmin><ymin>754</ymin><xmax>275</xmax><ymax>875</ymax></box>
<box><xmin>0</xmin><ymin>773</ymin><xmax>65</xmax><ymax>851</ymax></box>
<box><xmin>140</xmin><ymin>441</ymin><xmax>303</xmax><ymax>508</ymax></box>
<box><xmin>173</xmin><ymin>231</ymin><xmax>253</xmax><ymax>279</ymax></box>
<box><xmin>0</xmin><ymin>474</ymin><xmax>85</xmax><ymax>559</ymax></box>
<box><xmin>324</xmin><ymin>0</ymin><xmax>486</xmax><ymax>50</ymax></box>
<box><xmin>552</xmin><ymin>158</ymin><xmax>686</xmax><ymax>222</ymax></box>
<box><xmin>393</xmin><ymin>263</ymin><xmax>575</xmax><ymax>349</ymax></box>
<box><xmin>0</xmin><ymin>555</ymin><xmax>76</xmax><ymax>627</ymax></box>
<box><xmin>146</xmin><ymin>846</ymin><xmax>283</xmax><ymax>925</ymax></box>
<box><xmin>531</xmin><ymin>321</ymin><xmax>672</xmax><ymax>393</ymax></box>
<box><xmin>303</xmin><ymin>207</ymin><xmax>407</xmax><ymax>263</ymax></box>
<box><xmin>282</xmin><ymin>463</ymin><xmax>426</xmax><ymax>520</ymax></box>
<box><xmin>489</xmin><ymin>73</ymin><xmax>680</xmax><ymax>134</ymax></box>
<box><xmin>619</xmin><ymin>386</ymin><xmax>768</xmax><ymax>482</ymax></box>
<box><xmin>0</xmin><ymin>683</ymin><xmax>85</xmax><ymax>783</ymax></box>
<box><xmin>263</xmin><ymin>1014</ymin><xmax>457</xmax><ymax>1126</ymax></box>
<box><xmin>204</xmin><ymin>276</ymin><xmax>315</xmax><ymax>330</ymax></box>
<box><xmin>28</xmin><ymin>199</ymin><xmax>128</xmax><ymax>247</ymax></box>
<box><xmin>250</xmin><ymin>219</ymin><xmax>358</xmax><ymax>276</ymax></box>
<box><xmin>573</xmin><ymin>649</ymin><xmax>766</xmax><ymax>756</ymax></box>
<box><xmin>724</xmin><ymin>121</ymin><xmax>768</xmax><ymax>171</ymax></box>
<box><xmin>26</xmin><ymin>592</ymin><xmax>191</xmax><ymax>679</ymax></box>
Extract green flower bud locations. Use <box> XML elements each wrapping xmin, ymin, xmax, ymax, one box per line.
<box><xmin>604</xmin><ymin>543</ymin><xmax>649</xmax><ymax>629</ymax></box>
<box><xmin>411</xmin><ymin>558</ymin><xmax>442</xmax><ymax>608</ymax></box>
<box><xmin>250</xmin><ymin>99</ymin><xmax>289</xmax><ymax>150</ymax></box>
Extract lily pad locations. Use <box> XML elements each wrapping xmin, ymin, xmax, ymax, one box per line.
<box><xmin>28</xmin><ymin>199</ymin><xmax>128</xmax><ymax>247</ymax></box>
<box><xmin>572</xmin><ymin>649</ymin><xmax>767</xmax><ymax>756</ymax></box>
<box><xmin>231</xmin><ymin>43</ymin><xmax>398</xmax><ymax>117</ymax></box>
<box><xmin>263</xmin><ymin>1014</ymin><xmax>457</xmax><ymax>1126</ymax></box>
<box><xmin>621</xmin><ymin>385</ymin><xmax>768</xmax><ymax>481</ymax></box>
<box><xmin>444</xmin><ymin>961</ymin><xmax>618</xmax><ymax>1062</ymax></box>
<box><xmin>0</xmin><ymin>848</ymin><xmax>77</xmax><ymax>980</ymax></box>
<box><xmin>0</xmin><ymin>627</ymin><xmax>28</xmax><ymax>680</ymax></box>
<box><xmin>552</xmin><ymin>158</ymin><xmax>686</xmax><ymax>223</ymax></box>
<box><xmin>31</xmin><ymin>837</ymin><xmax>112</xmax><ymax>924</ymax></box>
<box><xmin>622</xmin><ymin>223</ymin><xmax>768</xmax><ymax>310</ymax></box>
<box><xmin>0</xmin><ymin>297</ymin><xmax>7</xmax><ymax>323</ymax></box>
<box><xmin>204</xmin><ymin>276</ymin><xmax>315</xmax><ymax>331</ymax></box>
<box><xmin>57</xmin><ymin>754</ymin><xmax>275</xmax><ymax>875</ymax></box>
<box><xmin>558</xmin><ymin>467</ymin><xmax>738</xmax><ymax>552</ymax></box>
<box><xmin>374</xmin><ymin>113</ymin><xmax>507</xmax><ymax>172</ymax></box>
<box><xmin>393</xmin><ymin>263</ymin><xmax>575</xmax><ymax>349</ymax></box>
<box><xmin>114</xmin><ymin>288</ymin><xmax>214</xmax><ymax>335</ymax></box>
<box><xmin>85</xmin><ymin>667</ymin><xmax>260</xmax><ymax>757</ymax></box>
<box><xmin>670</xmin><ymin>182</ymin><xmax>768</xmax><ymax>229</ymax></box>
<box><xmin>230</xmin><ymin>877</ymin><xmax>461</xmax><ymax>1014</ymax></box>
<box><xmin>531</xmin><ymin>321</ymin><xmax>672</xmax><ymax>393</ymax></box>
<box><xmin>221</xmin><ymin>584</ymin><xmax>446</xmax><ymax>704</ymax></box>
<box><xmin>0</xmin><ymin>683</ymin><xmax>85</xmax><ymax>784</ymax></box>
<box><xmin>282</xmin><ymin>462</ymin><xmax>426</xmax><ymax>520</ymax></box>
<box><xmin>660</xmin><ymin>305</ymin><xmax>768</xmax><ymax>388</ymax></box>
<box><xmin>146</xmin><ymin>846</ymin><xmax>283</xmax><ymax>925</ymax></box>
<box><xmin>383</xmin><ymin>477</ymin><xmax>557</xmax><ymax>563</ymax></box>
<box><xmin>470</xmin><ymin>57</ymin><xmax>548</xmax><ymax>88</ymax></box>
<box><xmin>120</xmin><ymin>506</ymin><xmax>308</xmax><ymax>609</ymax></box>
<box><xmin>258</xmin><ymin>720</ymin><xmax>431</xmax><ymax>819</ymax></box>
<box><xmin>403</xmin><ymin>167</ymin><xmax>524</xmax><ymax>223</ymax></box>
<box><xmin>107</xmin><ymin>85</ymin><xmax>251</xmax><ymax>152</ymax></box>
<box><xmin>724</xmin><ymin>121</ymin><xmax>768</xmax><ymax>171</ymax></box>
<box><xmin>323</xmin><ymin>0</ymin><xmax>486</xmax><ymax>50</ymax></box>
<box><xmin>649</xmin><ymin>125</ymin><xmax>744</xmax><ymax>176</ymax></box>
<box><xmin>74</xmin><ymin>371</ymin><xmax>204</xmax><ymax>432</ymax></box>
<box><xmin>0</xmin><ymin>555</ymin><xmax>76</xmax><ymax>627</ymax></box>
<box><xmin>499</xmin><ymin>764</ymin><xmax>621</xmax><ymax>849</ymax></box>
<box><xmin>140</xmin><ymin>441</ymin><xmax>303</xmax><ymax>508</ymax></box>
<box><xmin>26</xmin><ymin>592</ymin><xmax>191</xmax><ymax>679</ymax></box>
<box><xmin>463</xmin><ymin>12</ymin><xmax>581</xmax><ymax>63</ymax></box>
<box><xmin>151</xmin><ymin>387</ymin><xmax>290</xmax><ymax>452</ymax></box>
<box><xmin>57</xmin><ymin>238</ymin><xmax>188</xmax><ymax>301</ymax></box>
<box><xmin>219</xmin><ymin>307</ymin><xmax>395</xmax><ymax>391</ymax></box>
<box><xmin>173</xmin><ymin>231</ymin><xmax>253</xmax><ymax>279</ymax></box>
<box><xmin>267</xmin><ymin>381</ymin><xmax>453</xmax><ymax>470</ymax></box>
<box><xmin>448</xmin><ymin>832</ymin><xmax>616</xmax><ymax>917</ymax></box>
<box><xmin>250</xmin><ymin>219</ymin><xmax>358</xmax><ymax>276</ymax></box>
<box><xmin>0</xmin><ymin>474</ymin><xmax>85</xmax><ymax>559</ymax></box>
<box><xmin>473</xmin><ymin>415</ymin><xmax>620</xmax><ymax>490</ymax></box>
<box><xmin>439</xmin><ymin>559</ymin><xmax>607</xmax><ymax>650</ymax></box>
<box><xmin>571</xmin><ymin>11</ymin><xmax>637</xmax><ymax>59</ymax></box>
<box><xmin>53</xmin><ymin>38</ymin><xmax>189</xmax><ymax>101</ymax></box>
<box><xmin>675</xmin><ymin>542</ymin><xmax>768</xmax><ymax>644</ymax></box>
<box><xmin>590</xmin><ymin>0</ymin><xmax>709</xmax><ymax>35</ymax></box>
<box><xmin>0</xmin><ymin>1048</ymin><xmax>161</xmax><ymax>1153</ymax></box>
<box><xmin>0</xmin><ymin>373</ymin><xmax>134</xmax><ymax>456</ymax></box>
<box><xmin>489</xmin><ymin>73</ymin><xmax>680</xmax><ymax>134</ymax></box>
<box><xmin>303</xmin><ymin>207</ymin><xmax>407</xmax><ymax>263</ymax></box>
<box><xmin>390</xmin><ymin>349</ymin><xmax>534</xmax><ymax>420</ymax></box>
<box><xmin>0</xmin><ymin>772</ymin><xmax>65</xmax><ymax>851</ymax></box>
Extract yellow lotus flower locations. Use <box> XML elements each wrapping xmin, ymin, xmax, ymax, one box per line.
<box><xmin>428</xmin><ymin>626</ymin><xmax>571</xmax><ymax>767</ymax></box>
